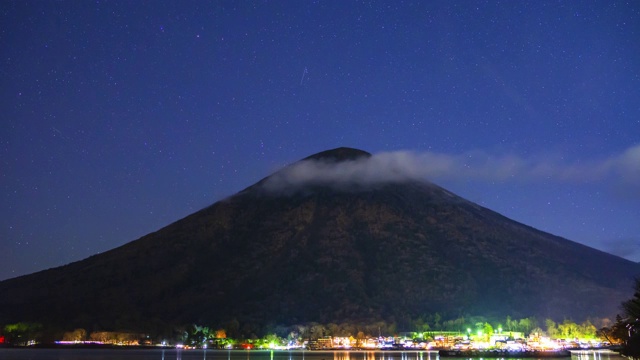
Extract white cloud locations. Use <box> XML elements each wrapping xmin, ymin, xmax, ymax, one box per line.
<box><xmin>596</xmin><ymin>237</ymin><xmax>640</xmax><ymax>263</ymax></box>
<box><xmin>262</xmin><ymin>145</ymin><xmax>640</xmax><ymax>193</ymax></box>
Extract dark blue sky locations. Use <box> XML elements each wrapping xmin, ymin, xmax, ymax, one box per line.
<box><xmin>1</xmin><ymin>1</ymin><xmax>639</xmax><ymax>281</ymax></box>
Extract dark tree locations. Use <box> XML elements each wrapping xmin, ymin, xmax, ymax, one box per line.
<box><xmin>3</xmin><ymin>322</ymin><xmax>43</xmax><ymax>346</ymax></box>
<box><xmin>622</xmin><ymin>278</ymin><xmax>640</xmax><ymax>359</ymax></box>
<box><xmin>623</xmin><ymin>278</ymin><xmax>640</xmax><ymax>320</ymax></box>
<box><xmin>599</xmin><ymin>315</ymin><xmax>629</xmax><ymax>345</ymax></box>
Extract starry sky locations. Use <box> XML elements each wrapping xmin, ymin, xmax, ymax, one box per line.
<box><xmin>1</xmin><ymin>1</ymin><xmax>639</xmax><ymax>281</ymax></box>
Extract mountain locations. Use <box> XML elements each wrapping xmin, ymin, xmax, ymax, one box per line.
<box><xmin>0</xmin><ymin>147</ymin><xmax>638</xmax><ymax>335</ymax></box>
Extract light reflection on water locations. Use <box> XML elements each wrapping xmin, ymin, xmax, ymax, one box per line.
<box><xmin>331</xmin><ymin>350</ymin><xmax>433</xmax><ymax>360</ymax></box>
<box><xmin>572</xmin><ymin>349</ymin><xmax>622</xmax><ymax>360</ymax></box>
<box><xmin>0</xmin><ymin>349</ymin><xmax>626</xmax><ymax>360</ymax></box>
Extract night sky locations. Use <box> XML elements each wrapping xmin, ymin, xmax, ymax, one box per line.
<box><xmin>2</xmin><ymin>1</ymin><xmax>639</xmax><ymax>281</ymax></box>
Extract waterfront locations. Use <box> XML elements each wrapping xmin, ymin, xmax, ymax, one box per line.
<box><xmin>0</xmin><ymin>349</ymin><xmax>625</xmax><ymax>360</ymax></box>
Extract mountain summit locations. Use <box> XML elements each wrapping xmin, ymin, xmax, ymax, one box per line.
<box><xmin>0</xmin><ymin>148</ymin><xmax>638</xmax><ymax>334</ymax></box>
<box><xmin>302</xmin><ymin>147</ymin><xmax>372</xmax><ymax>161</ymax></box>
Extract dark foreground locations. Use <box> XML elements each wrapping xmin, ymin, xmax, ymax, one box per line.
<box><xmin>0</xmin><ymin>348</ymin><xmax>625</xmax><ymax>360</ymax></box>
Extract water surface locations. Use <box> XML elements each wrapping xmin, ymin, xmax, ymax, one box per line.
<box><xmin>0</xmin><ymin>349</ymin><xmax>624</xmax><ymax>360</ymax></box>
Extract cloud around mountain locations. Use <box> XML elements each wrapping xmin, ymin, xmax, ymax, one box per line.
<box><xmin>263</xmin><ymin>144</ymin><xmax>640</xmax><ymax>194</ymax></box>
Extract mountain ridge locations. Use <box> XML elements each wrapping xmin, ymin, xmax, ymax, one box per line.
<box><xmin>0</xmin><ymin>147</ymin><xmax>638</xmax><ymax>334</ymax></box>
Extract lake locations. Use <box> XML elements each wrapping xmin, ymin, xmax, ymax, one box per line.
<box><xmin>0</xmin><ymin>349</ymin><xmax>625</xmax><ymax>360</ymax></box>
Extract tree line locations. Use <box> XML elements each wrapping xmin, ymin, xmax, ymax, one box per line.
<box><xmin>2</xmin><ymin>277</ymin><xmax>639</xmax><ymax>357</ymax></box>
<box><xmin>0</xmin><ymin>317</ymin><xmax>604</xmax><ymax>347</ymax></box>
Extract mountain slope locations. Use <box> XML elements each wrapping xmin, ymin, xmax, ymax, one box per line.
<box><xmin>0</xmin><ymin>147</ymin><xmax>637</xmax><ymax>333</ymax></box>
